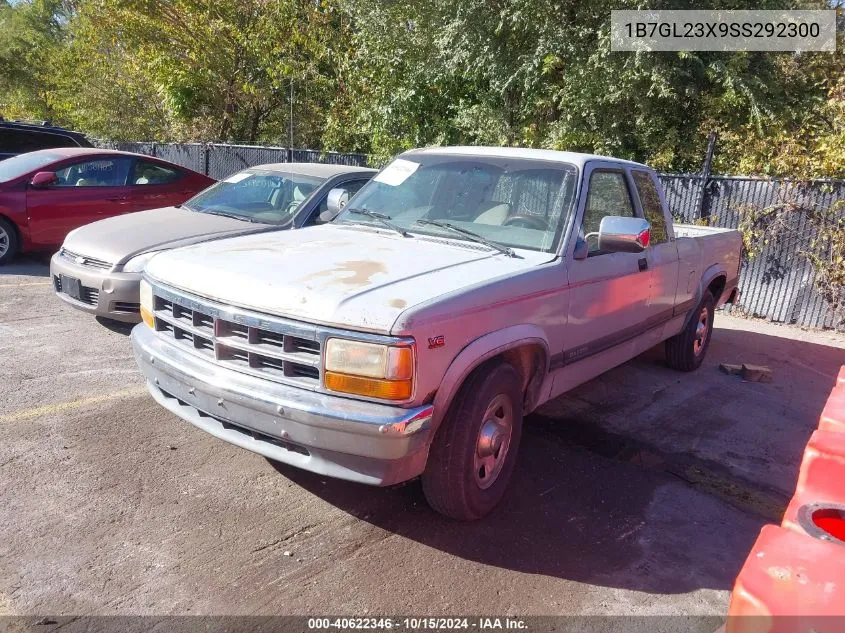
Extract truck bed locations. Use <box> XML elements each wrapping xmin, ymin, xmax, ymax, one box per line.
<box><xmin>673</xmin><ymin>223</ymin><xmax>739</xmax><ymax>238</ymax></box>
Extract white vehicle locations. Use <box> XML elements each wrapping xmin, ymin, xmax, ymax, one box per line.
<box><xmin>130</xmin><ymin>147</ymin><xmax>741</xmax><ymax>520</ymax></box>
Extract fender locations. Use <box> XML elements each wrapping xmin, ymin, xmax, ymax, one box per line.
<box><xmin>431</xmin><ymin>324</ymin><xmax>551</xmax><ymax>429</ymax></box>
<box><xmin>683</xmin><ymin>263</ymin><xmax>727</xmax><ymax>329</ymax></box>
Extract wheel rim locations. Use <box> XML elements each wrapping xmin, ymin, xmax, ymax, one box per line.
<box><xmin>693</xmin><ymin>307</ymin><xmax>710</xmax><ymax>356</ymax></box>
<box><xmin>473</xmin><ymin>393</ymin><xmax>514</xmax><ymax>490</ymax></box>
<box><xmin>0</xmin><ymin>226</ymin><xmax>8</xmax><ymax>258</ymax></box>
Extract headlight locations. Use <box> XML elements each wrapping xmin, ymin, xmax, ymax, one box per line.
<box><xmin>324</xmin><ymin>338</ymin><xmax>414</xmax><ymax>400</ymax></box>
<box><xmin>139</xmin><ymin>279</ymin><xmax>154</xmax><ymax>328</ymax></box>
<box><xmin>123</xmin><ymin>251</ymin><xmax>160</xmax><ymax>273</ymax></box>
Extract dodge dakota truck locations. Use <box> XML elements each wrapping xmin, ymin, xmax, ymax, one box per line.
<box><xmin>130</xmin><ymin>147</ymin><xmax>741</xmax><ymax>520</ymax></box>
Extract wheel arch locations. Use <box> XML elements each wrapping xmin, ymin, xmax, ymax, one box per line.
<box><xmin>683</xmin><ymin>264</ymin><xmax>726</xmax><ymax>329</ymax></box>
<box><xmin>431</xmin><ymin>325</ymin><xmax>551</xmax><ymax>430</ymax></box>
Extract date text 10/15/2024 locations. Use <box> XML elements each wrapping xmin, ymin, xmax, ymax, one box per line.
<box><xmin>307</xmin><ymin>618</ymin><xmax>528</xmax><ymax>630</ymax></box>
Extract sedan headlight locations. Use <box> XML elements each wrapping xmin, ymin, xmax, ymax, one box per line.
<box><xmin>139</xmin><ymin>279</ymin><xmax>154</xmax><ymax>328</ymax></box>
<box><xmin>324</xmin><ymin>338</ymin><xmax>414</xmax><ymax>400</ymax></box>
<box><xmin>123</xmin><ymin>251</ymin><xmax>160</xmax><ymax>273</ymax></box>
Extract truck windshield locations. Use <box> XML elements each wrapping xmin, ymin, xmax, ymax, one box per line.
<box><xmin>336</xmin><ymin>154</ymin><xmax>578</xmax><ymax>253</ymax></box>
<box><xmin>0</xmin><ymin>151</ymin><xmax>64</xmax><ymax>183</ymax></box>
<box><xmin>183</xmin><ymin>169</ymin><xmax>325</xmax><ymax>225</ymax></box>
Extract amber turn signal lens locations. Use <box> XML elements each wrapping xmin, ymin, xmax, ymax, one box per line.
<box><xmin>324</xmin><ymin>371</ymin><xmax>412</xmax><ymax>400</ymax></box>
<box><xmin>140</xmin><ymin>306</ymin><xmax>155</xmax><ymax>328</ymax></box>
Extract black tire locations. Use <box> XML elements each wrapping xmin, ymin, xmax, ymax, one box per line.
<box><xmin>422</xmin><ymin>360</ymin><xmax>523</xmax><ymax>520</ymax></box>
<box><xmin>666</xmin><ymin>290</ymin><xmax>715</xmax><ymax>372</ymax></box>
<box><xmin>0</xmin><ymin>217</ymin><xmax>19</xmax><ymax>266</ymax></box>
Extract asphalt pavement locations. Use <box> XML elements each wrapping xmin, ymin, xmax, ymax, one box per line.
<box><xmin>2</xmin><ymin>254</ymin><xmax>843</xmax><ymax>621</ymax></box>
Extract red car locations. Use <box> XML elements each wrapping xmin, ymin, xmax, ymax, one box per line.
<box><xmin>0</xmin><ymin>148</ymin><xmax>214</xmax><ymax>264</ymax></box>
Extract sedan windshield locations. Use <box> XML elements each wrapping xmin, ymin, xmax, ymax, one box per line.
<box><xmin>183</xmin><ymin>169</ymin><xmax>325</xmax><ymax>224</ymax></box>
<box><xmin>335</xmin><ymin>154</ymin><xmax>578</xmax><ymax>253</ymax></box>
<box><xmin>0</xmin><ymin>151</ymin><xmax>64</xmax><ymax>183</ymax></box>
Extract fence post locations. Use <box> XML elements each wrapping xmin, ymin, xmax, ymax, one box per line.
<box><xmin>695</xmin><ymin>131</ymin><xmax>718</xmax><ymax>220</ymax></box>
<box><xmin>204</xmin><ymin>144</ymin><xmax>210</xmax><ymax>176</ymax></box>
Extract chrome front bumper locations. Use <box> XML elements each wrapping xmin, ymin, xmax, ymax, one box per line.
<box><xmin>131</xmin><ymin>324</ymin><xmax>434</xmax><ymax>486</ymax></box>
<box><xmin>50</xmin><ymin>253</ymin><xmax>142</xmax><ymax>323</ymax></box>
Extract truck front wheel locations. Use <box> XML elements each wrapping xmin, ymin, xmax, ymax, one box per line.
<box><xmin>665</xmin><ymin>290</ymin><xmax>715</xmax><ymax>371</ymax></box>
<box><xmin>422</xmin><ymin>361</ymin><xmax>523</xmax><ymax>520</ymax></box>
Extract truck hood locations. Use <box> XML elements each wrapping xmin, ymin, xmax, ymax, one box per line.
<box><xmin>145</xmin><ymin>224</ymin><xmax>554</xmax><ymax>333</ymax></box>
<box><xmin>62</xmin><ymin>206</ymin><xmax>276</xmax><ymax>267</ymax></box>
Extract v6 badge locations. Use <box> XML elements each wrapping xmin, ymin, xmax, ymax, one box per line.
<box><xmin>427</xmin><ymin>335</ymin><xmax>445</xmax><ymax>349</ymax></box>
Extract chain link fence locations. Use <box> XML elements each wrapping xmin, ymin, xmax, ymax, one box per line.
<box><xmin>94</xmin><ymin>140</ymin><xmax>844</xmax><ymax>331</ymax></box>
<box><xmin>94</xmin><ymin>141</ymin><xmax>370</xmax><ymax>180</ymax></box>
<box><xmin>661</xmin><ymin>174</ymin><xmax>844</xmax><ymax>331</ymax></box>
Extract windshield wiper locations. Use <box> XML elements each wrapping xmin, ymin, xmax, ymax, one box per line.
<box><xmin>414</xmin><ymin>219</ymin><xmax>516</xmax><ymax>257</ymax></box>
<box><xmin>346</xmin><ymin>208</ymin><xmax>411</xmax><ymax>237</ymax></box>
<box><xmin>195</xmin><ymin>207</ymin><xmax>260</xmax><ymax>223</ymax></box>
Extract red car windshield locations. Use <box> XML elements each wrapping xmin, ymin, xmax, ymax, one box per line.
<box><xmin>0</xmin><ymin>151</ymin><xmax>64</xmax><ymax>183</ymax></box>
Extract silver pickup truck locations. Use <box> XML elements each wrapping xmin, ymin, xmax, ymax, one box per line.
<box><xmin>130</xmin><ymin>147</ymin><xmax>741</xmax><ymax>520</ymax></box>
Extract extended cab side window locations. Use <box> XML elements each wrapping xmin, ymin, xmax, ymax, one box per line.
<box><xmin>582</xmin><ymin>170</ymin><xmax>635</xmax><ymax>255</ymax></box>
<box><xmin>632</xmin><ymin>170</ymin><xmax>669</xmax><ymax>244</ymax></box>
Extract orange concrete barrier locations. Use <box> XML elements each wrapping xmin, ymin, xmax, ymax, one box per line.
<box><xmin>726</xmin><ymin>367</ymin><xmax>845</xmax><ymax>630</ymax></box>
<box><xmin>727</xmin><ymin>525</ymin><xmax>845</xmax><ymax>630</ymax></box>
<box><xmin>782</xmin><ymin>430</ymin><xmax>845</xmax><ymax>539</ymax></box>
<box><xmin>818</xmin><ymin>385</ymin><xmax>845</xmax><ymax>433</ymax></box>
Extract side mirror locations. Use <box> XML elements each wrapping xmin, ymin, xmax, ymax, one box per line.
<box><xmin>597</xmin><ymin>216</ymin><xmax>651</xmax><ymax>253</ymax></box>
<box><xmin>30</xmin><ymin>171</ymin><xmax>58</xmax><ymax>188</ymax></box>
<box><xmin>326</xmin><ymin>187</ymin><xmax>349</xmax><ymax>214</ymax></box>
<box><xmin>318</xmin><ymin>187</ymin><xmax>350</xmax><ymax>224</ymax></box>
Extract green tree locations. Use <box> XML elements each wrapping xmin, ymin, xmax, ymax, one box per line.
<box><xmin>49</xmin><ymin>0</ymin><xmax>343</xmax><ymax>143</ymax></box>
<box><xmin>0</xmin><ymin>0</ymin><xmax>68</xmax><ymax>121</ymax></box>
<box><xmin>326</xmin><ymin>0</ymin><xmax>840</xmax><ymax>175</ymax></box>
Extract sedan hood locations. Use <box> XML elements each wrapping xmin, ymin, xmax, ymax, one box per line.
<box><xmin>145</xmin><ymin>224</ymin><xmax>554</xmax><ymax>333</ymax></box>
<box><xmin>62</xmin><ymin>207</ymin><xmax>274</xmax><ymax>266</ymax></box>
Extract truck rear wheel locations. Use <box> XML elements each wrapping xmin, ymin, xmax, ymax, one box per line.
<box><xmin>0</xmin><ymin>217</ymin><xmax>19</xmax><ymax>266</ymax></box>
<box><xmin>422</xmin><ymin>360</ymin><xmax>523</xmax><ymax>520</ymax></box>
<box><xmin>665</xmin><ymin>290</ymin><xmax>715</xmax><ymax>371</ymax></box>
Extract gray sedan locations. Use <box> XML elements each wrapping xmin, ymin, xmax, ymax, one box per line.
<box><xmin>50</xmin><ymin>162</ymin><xmax>375</xmax><ymax>323</ymax></box>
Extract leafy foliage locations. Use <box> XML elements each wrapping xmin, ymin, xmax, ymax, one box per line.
<box><xmin>0</xmin><ymin>0</ymin><xmax>843</xmax><ymax>177</ymax></box>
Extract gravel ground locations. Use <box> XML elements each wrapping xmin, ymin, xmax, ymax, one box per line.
<box><xmin>2</xmin><ymin>253</ymin><xmax>843</xmax><ymax>621</ymax></box>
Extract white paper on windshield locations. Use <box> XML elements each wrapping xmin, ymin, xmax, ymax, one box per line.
<box><xmin>373</xmin><ymin>159</ymin><xmax>419</xmax><ymax>186</ymax></box>
<box><xmin>224</xmin><ymin>172</ymin><xmax>251</xmax><ymax>183</ymax></box>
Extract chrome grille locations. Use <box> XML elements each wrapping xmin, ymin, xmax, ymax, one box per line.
<box><xmin>152</xmin><ymin>287</ymin><xmax>322</xmax><ymax>389</ymax></box>
<box><xmin>59</xmin><ymin>248</ymin><xmax>112</xmax><ymax>270</ymax></box>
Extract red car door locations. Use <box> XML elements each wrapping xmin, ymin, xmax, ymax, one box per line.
<box><xmin>26</xmin><ymin>155</ymin><xmax>134</xmax><ymax>247</ymax></box>
<box><xmin>127</xmin><ymin>158</ymin><xmax>209</xmax><ymax>211</ymax></box>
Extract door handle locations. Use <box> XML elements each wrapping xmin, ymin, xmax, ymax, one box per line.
<box><xmin>638</xmin><ymin>257</ymin><xmax>648</xmax><ymax>272</ymax></box>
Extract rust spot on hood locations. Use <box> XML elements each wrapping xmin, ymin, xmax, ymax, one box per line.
<box><xmin>389</xmin><ymin>299</ymin><xmax>407</xmax><ymax>309</ymax></box>
<box><xmin>304</xmin><ymin>260</ymin><xmax>388</xmax><ymax>287</ymax></box>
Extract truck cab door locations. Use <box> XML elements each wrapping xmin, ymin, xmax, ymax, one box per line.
<box><xmin>553</xmin><ymin>163</ymin><xmax>652</xmax><ymax>375</ymax></box>
<box><xmin>630</xmin><ymin>169</ymin><xmax>681</xmax><ymax>333</ymax></box>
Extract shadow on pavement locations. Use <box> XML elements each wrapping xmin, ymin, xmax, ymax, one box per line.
<box><xmin>273</xmin><ymin>418</ymin><xmax>766</xmax><ymax>594</ymax></box>
<box><xmin>272</xmin><ymin>321</ymin><xmax>845</xmax><ymax>594</ymax></box>
<box><xmin>540</xmin><ymin>323</ymin><xmax>844</xmax><ymax>498</ymax></box>
<box><xmin>95</xmin><ymin>316</ymin><xmax>136</xmax><ymax>336</ymax></box>
<box><xmin>0</xmin><ymin>252</ymin><xmax>51</xmax><ymax>277</ymax></box>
